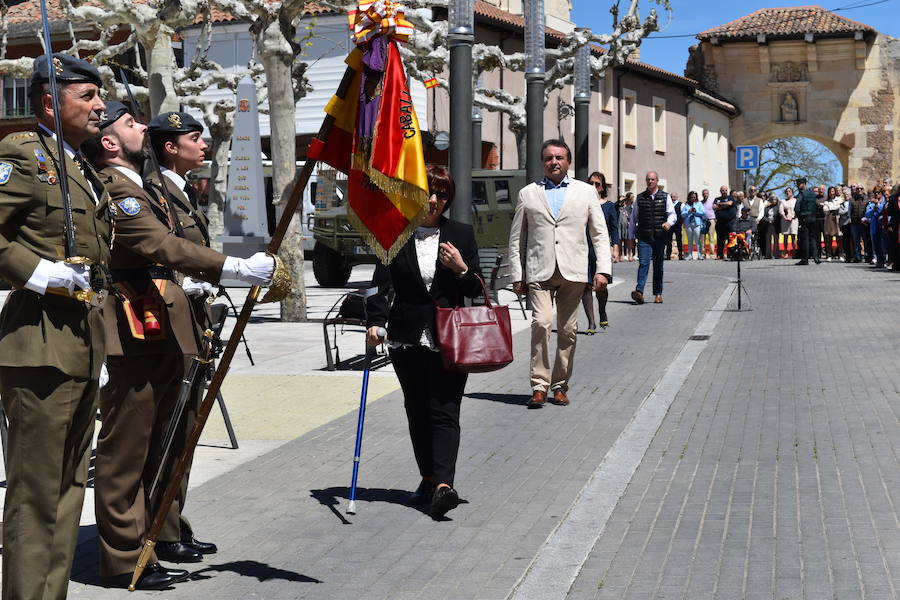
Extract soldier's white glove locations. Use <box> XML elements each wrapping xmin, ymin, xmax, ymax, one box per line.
<box><xmin>99</xmin><ymin>362</ymin><xmax>110</xmax><ymax>388</ymax></box>
<box><xmin>25</xmin><ymin>259</ymin><xmax>91</xmax><ymax>295</ymax></box>
<box><xmin>222</xmin><ymin>252</ymin><xmax>275</xmax><ymax>286</ymax></box>
<box><xmin>182</xmin><ymin>276</ymin><xmax>215</xmax><ymax>297</ymax></box>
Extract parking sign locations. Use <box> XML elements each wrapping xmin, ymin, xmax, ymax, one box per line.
<box><xmin>735</xmin><ymin>145</ymin><xmax>760</xmax><ymax>170</ymax></box>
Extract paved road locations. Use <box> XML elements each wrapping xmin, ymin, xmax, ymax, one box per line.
<box><xmin>10</xmin><ymin>259</ymin><xmax>900</xmax><ymax>599</ymax></box>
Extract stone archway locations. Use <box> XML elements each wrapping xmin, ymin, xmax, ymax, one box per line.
<box><xmin>687</xmin><ymin>6</ymin><xmax>899</xmax><ymax>186</ymax></box>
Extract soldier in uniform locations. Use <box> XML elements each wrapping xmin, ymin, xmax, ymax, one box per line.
<box><xmin>0</xmin><ymin>54</ymin><xmax>111</xmax><ymax>600</ymax></box>
<box><xmin>82</xmin><ymin>103</ymin><xmax>275</xmax><ymax>589</ymax></box>
<box><xmin>145</xmin><ymin>111</ymin><xmax>219</xmax><ymax>561</ymax></box>
<box><xmin>794</xmin><ymin>177</ymin><xmax>820</xmax><ymax>266</ymax></box>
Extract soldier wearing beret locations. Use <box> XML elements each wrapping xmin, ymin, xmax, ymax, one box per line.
<box><xmin>83</xmin><ymin>105</ymin><xmax>275</xmax><ymax>589</ymax></box>
<box><xmin>0</xmin><ymin>53</ymin><xmax>111</xmax><ymax>599</ymax></box>
<box><xmin>794</xmin><ymin>177</ymin><xmax>820</xmax><ymax>265</ymax></box>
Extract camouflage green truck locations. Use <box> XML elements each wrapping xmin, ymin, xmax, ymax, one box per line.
<box><xmin>312</xmin><ymin>169</ymin><xmax>527</xmax><ymax>287</ymax></box>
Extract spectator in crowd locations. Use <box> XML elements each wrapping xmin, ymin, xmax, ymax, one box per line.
<box><xmin>733</xmin><ymin>207</ymin><xmax>755</xmax><ymax>253</ymax></box>
<box><xmin>366</xmin><ymin>165</ymin><xmax>482</xmax><ymax>519</ymax></box>
<box><xmin>813</xmin><ymin>185</ymin><xmax>827</xmax><ymax>259</ymax></box>
<box><xmin>822</xmin><ymin>186</ymin><xmax>841</xmax><ymax>261</ymax></box>
<box><xmin>780</xmin><ymin>187</ymin><xmax>798</xmax><ymax>258</ymax></box>
<box><xmin>795</xmin><ymin>177</ymin><xmax>819</xmax><ymax>265</ymax></box>
<box><xmin>713</xmin><ymin>186</ymin><xmax>737</xmax><ymax>259</ymax></box>
<box><xmin>509</xmin><ymin>139</ymin><xmax>611</xmax><ymax>409</ymax></box>
<box><xmin>666</xmin><ymin>192</ymin><xmax>684</xmax><ymax>260</ymax></box>
<box><xmin>757</xmin><ymin>193</ymin><xmax>780</xmax><ymax>259</ymax></box>
<box><xmin>865</xmin><ymin>184</ymin><xmax>887</xmax><ymax>267</ymax></box>
<box><xmin>628</xmin><ymin>171</ymin><xmax>675</xmax><ymax>304</ymax></box>
<box><xmin>681</xmin><ymin>191</ymin><xmax>706</xmax><ymax>260</ymax></box>
<box><xmin>745</xmin><ymin>187</ymin><xmax>765</xmax><ymax>222</ymax></box>
<box><xmin>850</xmin><ymin>184</ymin><xmax>870</xmax><ymax>262</ymax></box>
<box><xmin>618</xmin><ymin>192</ymin><xmax>636</xmax><ymax>261</ymax></box>
<box><xmin>839</xmin><ymin>186</ymin><xmax>853</xmax><ymax>261</ymax></box>
<box><xmin>583</xmin><ymin>171</ymin><xmax>619</xmax><ymax>333</ymax></box>
<box><xmin>885</xmin><ymin>183</ymin><xmax>900</xmax><ymax>271</ymax></box>
<box><xmin>701</xmin><ymin>188</ymin><xmax>715</xmax><ymax>258</ymax></box>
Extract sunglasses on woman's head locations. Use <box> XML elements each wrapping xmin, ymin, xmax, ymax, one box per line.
<box><xmin>431</xmin><ymin>190</ymin><xmax>449</xmax><ymax>200</ymax></box>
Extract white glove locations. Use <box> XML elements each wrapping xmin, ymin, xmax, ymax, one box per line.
<box><xmin>99</xmin><ymin>362</ymin><xmax>109</xmax><ymax>388</ymax></box>
<box><xmin>182</xmin><ymin>276</ymin><xmax>215</xmax><ymax>297</ymax></box>
<box><xmin>25</xmin><ymin>259</ymin><xmax>91</xmax><ymax>295</ymax></box>
<box><xmin>222</xmin><ymin>252</ymin><xmax>275</xmax><ymax>286</ymax></box>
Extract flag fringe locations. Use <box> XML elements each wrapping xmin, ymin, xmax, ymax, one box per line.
<box><xmin>346</xmin><ymin>198</ymin><xmax>430</xmax><ymax>265</ymax></box>
<box><xmin>351</xmin><ymin>152</ymin><xmax>430</xmax><ymax>218</ymax></box>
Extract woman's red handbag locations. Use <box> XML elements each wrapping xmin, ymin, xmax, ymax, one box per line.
<box><xmin>434</xmin><ymin>275</ymin><xmax>513</xmax><ymax>373</ymax></box>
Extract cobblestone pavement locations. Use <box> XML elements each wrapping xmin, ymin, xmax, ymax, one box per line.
<box><xmin>31</xmin><ymin>259</ymin><xmax>900</xmax><ymax>598</ymax></box>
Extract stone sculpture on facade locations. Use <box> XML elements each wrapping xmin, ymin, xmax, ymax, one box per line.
<box><xmin>771</xmin><ymin>62</ymin><xmax>809</xmax><ymax>82</ymax></box>
<box><xmin>780</xmin><ymin>92</ymin><xmax>799</xmax><ymax>121</ymax></box>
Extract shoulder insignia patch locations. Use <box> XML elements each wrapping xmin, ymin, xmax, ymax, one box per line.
<box><xmin>118</xmin><ymin>197</ymin><xmax>141</xmax><ymax>216</ymax></box>
<box><xmin>0</xmin><ymin>163</ymin><xmax>12</xmax><ymax>185</ymax></box>
<box><xmin>108</xmin><ymin>202</ymin><xmax>117</xmax><ymax>217</ymax></box>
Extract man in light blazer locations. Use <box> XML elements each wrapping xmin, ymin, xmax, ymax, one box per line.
<box><xmin>509</xmin><ymin>139</ymin><xmax>612</xmax><ymax>408</ymax></box>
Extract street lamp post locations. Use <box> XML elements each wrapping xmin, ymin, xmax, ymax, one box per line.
<box><xmin>472</xmin><ymin>107</ymin><xmax>482</xmax><ymax>169</ymax></box>
<box><xmin>525</xmin><ymin>0</ymin><xmax>545</xmax><ymax>183</ymax></box>
<box><xmin>448</xmin><ymin>0</ymin><xmax>474</xmax><ymax>224</ymax></box>
<box><xmin>573</xmin><ymin>29</ymin><xmax>592</xmax><ymax>182</ymax></box>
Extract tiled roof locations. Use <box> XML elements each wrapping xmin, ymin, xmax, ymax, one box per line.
<box><xmin>473</xmin><ymin>1</ymin><xmax>566</xmax><ymax>41</ymax></box>
<box><xmin>208</xmin><ymin>2</ymin><xmax>330</xmax><ymax>24</ymax></box>
<box><xmin>624</xmin><ymin>57</ymin><xmax>697</xmax><ymax>88</ymax></box>
<box><xmin>697</xmin><ymin>6</ymin><xmax>875</xmax><ymax>41</ymax></box>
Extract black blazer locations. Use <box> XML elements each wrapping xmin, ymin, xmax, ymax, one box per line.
<box><xmin>366</xmin><ymin>217</ymin><xmax>483</xmax><ymax>345</ymax></box>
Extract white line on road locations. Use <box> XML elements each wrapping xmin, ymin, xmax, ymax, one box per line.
<box><xmin>508</xmin><ymin>282</ymin><xmax>735</xmax><ymax>600</ymax></box>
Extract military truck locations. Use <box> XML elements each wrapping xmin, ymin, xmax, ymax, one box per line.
<box><xmin>311</xmin><ymin>169</ymin><xmax>527</xmax><ymax>287</ymax></box>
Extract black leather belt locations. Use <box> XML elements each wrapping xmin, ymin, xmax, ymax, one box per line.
<box><xmin>110</xmin><ymin>266</ymin><xmax>176</xmax><ymax>283</ymax></box>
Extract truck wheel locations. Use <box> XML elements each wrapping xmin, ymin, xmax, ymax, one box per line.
<box><xmin>313</xmin><ymin>242</ymin><xmax>352</xmax><ymax>287</ymax></box>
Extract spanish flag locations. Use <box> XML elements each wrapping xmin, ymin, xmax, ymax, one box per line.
<box><xmin>309</xmin><ymin>36</ymin><xmax>428</xmax><ymax>264</ymax></box>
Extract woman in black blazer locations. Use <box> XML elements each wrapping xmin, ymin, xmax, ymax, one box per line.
<box><xmin>366</xmin><ymin>165</ymin><xmax>482</xmax><ymax>518</ymax></box>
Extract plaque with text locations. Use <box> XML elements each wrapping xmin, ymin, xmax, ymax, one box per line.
<box><xmin>224</xmin><ymin>81</ymin><xmax>269</xmax><ymax>244</ymax></box>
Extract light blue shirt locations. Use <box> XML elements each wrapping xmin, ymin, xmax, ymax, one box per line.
<box><xmin>542</xmin><ymin>176</ymin><xmax>570</xmax><ymax>220</ymax></box>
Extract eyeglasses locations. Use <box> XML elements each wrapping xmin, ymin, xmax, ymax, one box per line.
<box><xmin>591</xmin><ymin>181</ymin><xmax>603</xmax><ymax>188</ymax></box>
<box><xmin>430</xmin><ymin>190</ymin><xmax>449</xmax><ymax>201</ymax></box>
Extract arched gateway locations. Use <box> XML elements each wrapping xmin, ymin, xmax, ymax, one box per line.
<box><xmin>686</xmin><ymin>6</ymin><xmax>900</xmax><ymax>185</ymax></box>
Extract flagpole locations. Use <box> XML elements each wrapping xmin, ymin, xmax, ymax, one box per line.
<box><xmin>128</xmin><ymin>63</ymin><xmax>356</xmax><ymax>591</ymax></box>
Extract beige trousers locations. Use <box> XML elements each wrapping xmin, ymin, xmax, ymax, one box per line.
<box><xmin>528</xmin><ymin>269</ymin><xmax>586</xmax><ymax>392</ymax></box>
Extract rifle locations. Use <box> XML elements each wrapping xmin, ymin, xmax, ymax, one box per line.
<box><xmin>127</xmin><ymin>66</ymin><xmax>344</xmax><ymax>591</ymax></box>
<box><xmin>37</xmin><ymin>0</ymin><xmax>106</xmax><ymax>305</ymax></box>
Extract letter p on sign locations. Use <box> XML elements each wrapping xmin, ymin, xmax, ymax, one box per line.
<box><xmin>735</xmin><ymin>145</ymin><xmax>759</xmax><ymax>170</ymax></box>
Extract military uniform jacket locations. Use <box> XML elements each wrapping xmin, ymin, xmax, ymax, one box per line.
<box><xmin>0</xmin><ymin>128</ymin><xmax>112</xmax><ymax>378</ymax></box>
<box><xmin>146</xmin><ymin>171</ymin><xmax>216</xmax><ymax>331</ymax></box>
<box><xmin>101</xmin><ymin>167</ymin><xmax>225</xmax><ymax>357</ymax></box>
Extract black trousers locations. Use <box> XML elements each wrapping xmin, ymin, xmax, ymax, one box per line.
<box><xmin>390</xmin><ymin>346</ymin><xmax>467</xmax><ymax>486</ymax></box>
<box><xmin>715</xmin><ymin>220</ymin><xmax>732</xmax><ymax>258</ymax></box>
<box><xmin>665</xmin><ymin>225</ymin><xmax>683</xmax><ymax>259</ymax></box>
<box><xmin>798</xmin><ymin>218</ymin><xmax>816</xmax><ymax>260</ymax></box>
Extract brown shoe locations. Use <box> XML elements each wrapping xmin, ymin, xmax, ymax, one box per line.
<box><xmin>654</xmin><ymin>295</ymin><xmax>663</xmax><ymax>304</ymax></box>
<box><xmin>551</xmin><ymin>388</ymin><xmax>569</xmax><ymax>406</ymax></box>
<box><xmin>631</xmin><ymin>290</ymin><xmax>644</xmax><ymax>304</ymax></box>
<box><xmin>527</xmin><ymin>390</ymin><xmax>546</xmax><ymax>409</ymax></box>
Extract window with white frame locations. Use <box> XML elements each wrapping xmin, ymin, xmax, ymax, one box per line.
<box><xmin>621</xmin><ymin>172</ymin><xmax>637</xmax><ymax>196</ymax></box>
<box><xmin>598</xmin><ymin>125</ymin><xmax>614</xmax><ymax>189</ymax></box>
<box><xmin>3</xmin><ymin>78</ymin><xmax>31</xmax><ymax>119</ymax></box>
<box><xmin>658</xmin><ymin>178</ymin><xmax>667</xmax><ymax>192</ymax></box>
<box><xmin>622</xmin><ymin>89</ymin><xmax>637</xmax><ymax>147</ymax></box>
<box><xmin>652</xmin><ymin>96</ymin><xmax>666</xmax><ymax>154</ymax></box>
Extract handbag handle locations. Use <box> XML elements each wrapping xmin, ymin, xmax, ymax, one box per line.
<box><xmin>432</xmin><ymin>271</ymin><xmax>492</xmax><ymax>308</ymax></box>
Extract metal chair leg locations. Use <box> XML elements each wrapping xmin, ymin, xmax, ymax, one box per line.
<box><xmin>216</xmin><ymin>390</ymin><xmax>239</xmax><ymax>450</ymax></box>
<box><xmin>324</xmin><ymin>321</ymin><xmax>336</xmax><ymax>371</ymax></box>
<box><xmin>0</xmin><ymin>402</ymin><xmax>8</xmax><ymax>471</ymax></box>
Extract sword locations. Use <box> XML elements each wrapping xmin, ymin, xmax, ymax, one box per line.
<box><xmin>37</xmin><ymin>0</ymin><xmax>105</xmax><ymax>305</ymax></box>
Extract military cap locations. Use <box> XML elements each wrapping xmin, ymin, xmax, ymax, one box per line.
<box><xmin>98</xmin><ymin>101</ymin><xmax>131</xmax><ymax>130</ymax></box>
<box><xmin>147</xmin><ymin>112</ymin><xmax>203</xmax><ymax>135</ymax></box>
<box><xmin>795</xmin><ymin>177</ymin><xmax>807</xmax><ymax>185</ymax></box>
<box><xmin>31</xmin><ymin>53</ymin><xmax>102</xmax><ymax>88</ymax></box>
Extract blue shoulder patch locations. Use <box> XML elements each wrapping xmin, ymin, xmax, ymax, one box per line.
<box><xmin>118</xmin><ymin>197</ymin><xmax>141</xmax><ymax>216</ymax></box>
<box><xmin>0</xmin><ymin>163</ymin><xmax>12</xmax><ymax>185</ymax></box>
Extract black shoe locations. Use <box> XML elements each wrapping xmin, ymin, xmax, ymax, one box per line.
<box><xmin>409</xmin><ymin>480</ymin><xmax>435</xmax><ymax>505</ymax></box>
<box><xmin>181</xmin><ymin>528</ymin><xmax>218</xmax><ymax>554</ymax></box>
<box><xmin>795</xmin><ymin>260</ymin><xmax>809</xmax><ymax>265</ymax></box>
<box><xmin>103</xmin><ymin>562</ymin><xmax>189</xmax><ymax>590</ymax></box>
<box><xmin>156</xmin><ymin>541</ymin><xmax>203</xmax><ymax>563</ymax></box>
<box><xmin>814</xmin><ymin>258</ymin><xmax>821</xmax><ymax>264</ymax></box>
<box><xmin>430</xmin><ymin>486</ymin><xmax>460</xmax><ymax>519</ymax></box>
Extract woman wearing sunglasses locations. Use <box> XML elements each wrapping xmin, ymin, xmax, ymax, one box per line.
<box><xmin>366</xmin><ymin>165</ymin><xmax>483</xmax><ymax>519</ymax></box>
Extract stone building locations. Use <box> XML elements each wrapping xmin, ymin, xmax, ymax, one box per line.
<box><xmin>688</xmin><ymin>5</ymin><xmax>900</xmax><ymax>185</ymax></box>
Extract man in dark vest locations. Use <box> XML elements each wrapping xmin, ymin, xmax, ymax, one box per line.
<box><xmin>712</xmin><ymin>185</ymin><xmax>737</xmax><ymax>259</ymax></box>
<box><xmin>795</xmin><ymin>177</ymin><xmax>820</xmax><ymax>265</ymax></box>
<box><xmin>628</xmin><ymin>171</ymin><xmax>676</xmax><ymax>304</ymax></box>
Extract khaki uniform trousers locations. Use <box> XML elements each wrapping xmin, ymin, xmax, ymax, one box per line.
<box><xmin>1</xmin><ymin>367</ymin><xmax>97</xmax><ymax>600</ymax></box>
<box><xmin>528</xmin><ymin>268</ymin><xmax>586</xmax><ymax>392</ymax></box>
<box><xmin>93</xmin><ymin>351</ymin><xmax>184</xmax><ymax>577</ymax></box>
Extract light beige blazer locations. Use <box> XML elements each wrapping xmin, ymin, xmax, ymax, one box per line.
<box><xmin>508</xmin><ymin>178</ymin><xmax>612</xmax><ymax>284</ymax></box>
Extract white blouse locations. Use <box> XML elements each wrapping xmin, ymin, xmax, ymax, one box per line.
<box><xmin>389</xmin><ymin>226</ymin><xmax>441</xmax><ymax>351</ymax></box>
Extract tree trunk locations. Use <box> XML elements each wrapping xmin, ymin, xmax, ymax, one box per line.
<box><xmin>206</xmin><ymin>121</ymin><xmax>231</xmax><ymax>252</ymax></box>
<box><xmin>258</xmin><ymin>20</ymin><xmax>306</xmax><ymax>322</ymax></box>
<box><xmin>145</xmin><ymin>25</ymin><xmax>180</xmax><ymax>115</ymax></box>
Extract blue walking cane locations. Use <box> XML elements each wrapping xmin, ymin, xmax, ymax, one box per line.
<box><xmin>347</xmin><ymin>325</ymin><xmax>386</xmax><ymax>515</ymax></box>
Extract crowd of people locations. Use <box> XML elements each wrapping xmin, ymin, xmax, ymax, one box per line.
<box><xmin>609</xmin><ymin>179</ymin><xmax>900</xmax><ymax>268</ymax></box>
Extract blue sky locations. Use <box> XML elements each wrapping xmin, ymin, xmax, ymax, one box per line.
<box><xmin>571</xmin><ymin>0</ymin><xmax>899</xmax><ymax>77</ymax></box>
